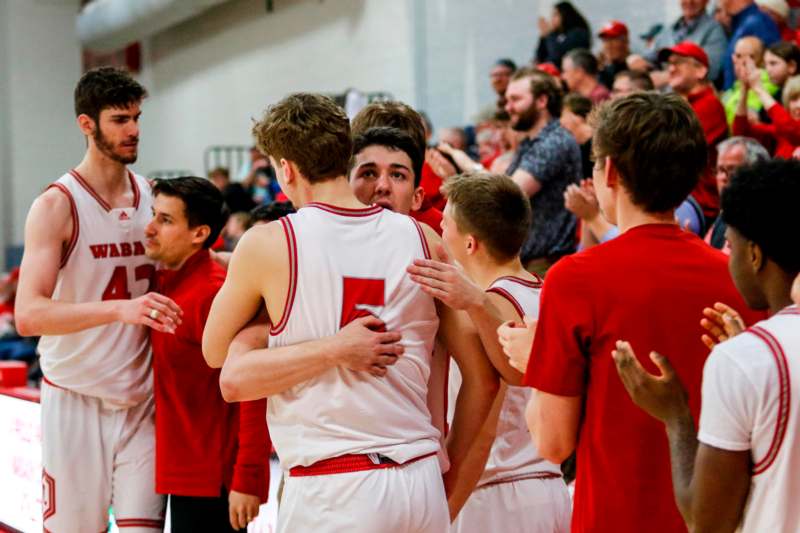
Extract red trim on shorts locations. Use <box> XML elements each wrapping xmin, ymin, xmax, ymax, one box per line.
<box><xmin>486</xmin><ymin>287</ymin><xmax>525</xmax><ymax>321</ymax></box>
<box><xmin>411</xmin><ymin>219</ymin><xmax>431</xmax><ymax>259</ymax></box>
<box><xmin>748</xmin><ymin>326</ymin><xmax>791</xmax><ymax>475</ymax></box>
<box><xmin>46</xmin><ymin>184</ymin><xmax>80</xmax><ymax>268</ymax></box>
<box><xmin>305</xmin><ymin>202</ymin><xmax>383</xmax><ymax>217</ymax></box>
<box><xmin>269</xmin><ymin>217</ymin><xmax>297</xmax><ymax>336</ymax></box>
<box><xmin>42</xmin><ymin>469</ymin><xmax>56</xmax><ymax>522</ymax></box>
<box><xmin>493</xmin><ymin>275</ymin><xmax>543</xmax><ymax>289</ymax></box>
<box><xmin>289</xmin><ymin>451</ymin><xmax>437</xmax><ymax>477</ymax></box>
<box><xmin>115</xmin><ymin>518</ymin><xmax>165</xmax><ymax>529</ymax></box>
<box><xmin>478</xmin><ymin>471</ymin><xmax>561</xmax><ymax>490</ymax></box>
<box><xmin>42</xmin><ymin>376</ymin><xmax>67</xmax><ymax>391</ymax></box>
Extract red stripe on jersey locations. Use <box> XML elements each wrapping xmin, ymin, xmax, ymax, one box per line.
<box><xmin>748</xmin><ymin>326</ymin><xmax>791</xmax><ymax>475</ymax></box>
<box><xmin>777</xmin><ymin>306</ymin><xmax>799</xmax><ymax>316</ymax></box>
<box><xmin>127</xmin><ymin>170</ymin><xmax>141</xmax><ymax>209</ymax></box>
<box><xmin>411</xmin><ymin>219</ymin><xmax>431</xmax><ymax>259</ymax></box>
<box><xmin>47</xmin><ymin>184</ymin><xmax>80</xmax><ymax>268</ymax></box>
<box><xmin>270</xmin><ymin>217</ymin><xmax>298</xmax><ymax>335</ymax></box>
<box><xmin>493</xmin><ymin>275</ymin><xmax>543</xmax><ymax>289</ymax></box>
<box><xmin>69</xmin><ymin>169</ymin><xmax>112</xmax><ymax>211</ymax></box>
<box><xmin>487</xmin><ymin>287</ymin><xmax>525</xmax><ymax>321</ymax></box>
<box><xmin>305</xmin><ymin>202</ymin><xmax>383</xmax><ymax>217</ymax></box>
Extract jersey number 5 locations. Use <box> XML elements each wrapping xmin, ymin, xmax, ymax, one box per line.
<box><xmin>340</xmin><ymin>277</ymin><xmax>385</xmax><ymax>328</ymax></box>
<box><xmin>102</xmin><ymin>265</ymin><xmax>156</xmax><ymax>301</ymax></box>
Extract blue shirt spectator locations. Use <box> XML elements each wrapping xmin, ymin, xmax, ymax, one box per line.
<box><xmin>722</xmin><ymin>2</ymin><xmax>780</xmax><ymax>89</ymax></box>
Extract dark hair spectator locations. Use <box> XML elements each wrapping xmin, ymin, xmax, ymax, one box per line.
<box><xmin>561</xmin><ymin>93</ymin><xmax>594</xmax><ymax>178</ymax></box>
<box><xmin>611</xmin><ymin>70</ymin><xmax>655</xmax><ymax>99</ymax></box>
<box><xmin>764</xmin><ymin>41</ymin><xmax>800</xmax><ymax>89</ymax></box>
<box><xmin>250</xmin><ymin>201</ymin><xmax>296</xmax><ymax>226</ymax></box>
<box><xmin>562</xmin><ymin>49</ymin><xmax>611</xmax><ymax>104</ymax></box>
<box><xmin>535</xmin><ymin>2</ymin><xmax>591</xmax><ymax>68</ymax></box>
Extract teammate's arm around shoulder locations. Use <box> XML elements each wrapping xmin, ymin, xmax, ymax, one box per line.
<box><xmin>15</xmin><ymin>188</ymin><xmax>181</xmax><ymax>336</ymax></box>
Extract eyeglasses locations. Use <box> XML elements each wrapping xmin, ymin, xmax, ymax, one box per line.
<box><xmin>715</xmin><ymin>165</ymin><xmax>737</xmax><ymax>176</ymax></box>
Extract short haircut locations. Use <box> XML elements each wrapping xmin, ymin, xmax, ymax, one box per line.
<box><xmin>716</xmin><ymin>136</ymin><xmax>770</xmax><ymax>165</ymax></box>
<box><xmin>767</xmin><ymin>41</ymin><xmax>800</xmax><ymax>68</ymax></box>
<box><xmin>615</xmin><ymin>70</ymin><xmax>655</xmax><ymax>91</ymax></box>
<box><xmin>722</xmin><ymin>159</ymin><xmax>800</xmax><ymax>274</ymax></box>
<box><xmin>74</xmin><ymin>66</ymin><xmax>148</xmax><ymax>123</ymax></box>
<box><xmin>250</xmin><ymin>201</ymin><xmax>296</xmax><ymax>225</ymax></box>
<box><xmin>209</xmin><ymin>166</ymin><xmax>230</xmax><ymax>179</ymax></box>
<box><xmin>351</xmin><ymin>127</ymin><xmax>424</xmax><ymax>186</ymax></box>
<box><xmin>782</xmin><ymin>75</ymin><xmax>800</xmax><ymax>108</ymax></box>
<box><xmin>565</xmin><ymin>49</ymin><xmax>599</xmax><ymax>76</ymax></box>
<box><xmin>152</xmin><ymin>177</ymin><xmax>229</xmax><ymax>248</ymax></box>
<box><xmin>252</xmin><ymin>93</ymin><xmax>352</xmax><ymax>183</ymax></box>
<box><xmin>511</xmin><ymin>67</ymin><xmax>564</xmax><ymax>117</ymax></box>
<box><xmin>564</xmin><ymin>93</ymin><xmax>593</xmax><ymax>118</ymax></box>
<box><xmin>351</xmin><ymin>101</ymin><xmax>427</xmax><ymax>155</ymax></box>
<box><xmin>494</xmin><ymin>58</ymin><xmax>517</xmax><ymax>71</ymax></box>
<box><xmin>590</xmin><ymin>92</ymin><xmax>707</xmax><ymax>213</ymax></box>
<box><xmin>736</xmin><ymin>35</ymin><xmax>765</xmax><ymax>66</ymax></box>
<box><xmin>443</xmin><ymin>173</ymin><xmax>532</xmax><ymax>261</ymax></box>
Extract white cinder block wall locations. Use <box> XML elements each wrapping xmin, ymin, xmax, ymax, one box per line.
<box><xmin>1</xmin><ymin>0</ymin><xmax>684</xmax><ymax>258</ymax></box>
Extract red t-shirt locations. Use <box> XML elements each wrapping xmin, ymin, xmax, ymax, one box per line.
<box><xmin>151</xmin><ymin>250</ymin><xmax>270</xmax><ymax>500</ymax></box>
<box><xmin>524</xmin><ymin>224</ymin><xmax>762</xmax><ymax>533</ymax></box>
<box><xmin>420</xmin><ymin>161</ymin><xmax>446</xmax><ymax>212</ymax></box>
<box><xmin>733</xmin><ymin>103</ymin><xmax>800</xmax><ymax>159</ymax></box>
<box><xmin>410</xmin><ymin>203</ymin><xmax>443</xmax><ymax>236</ymax></box>
<box><xmin>688</xmin><ymin>86</ymin><xmax>728</xmax><ymax>218</ymax></box>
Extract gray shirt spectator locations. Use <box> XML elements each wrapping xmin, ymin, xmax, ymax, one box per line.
<box><xmin>506</xmin><ymin>119</ymin><xmax>582</xmax><ymax>262</ymax></box>
<box><xmin>648</xmin><ymin>8</ymin><xmax>728</xmax><ymax>84</ymax></box>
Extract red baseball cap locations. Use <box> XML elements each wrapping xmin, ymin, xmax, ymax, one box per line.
<box><xmin>598</xmin><ymin>20</ymin><xmax>628</xmax><ymax>39</ymax></box>
<box><xmin>537</xmin><ymin>62</ymin><xmax>561</xmax><ymax>78</ymax></box>
<box><xmin>658</xmin><ymin>41</ymin><xmax>709</xmax><ymax>68</ymax></box>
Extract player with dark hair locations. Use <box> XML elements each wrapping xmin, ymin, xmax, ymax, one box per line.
<box><xmin>613</xmin><ymin>158</ymin><xmax>800</xmax><ymax>533</ymax></box>
<box><xmin>16</xmin><ymin>66</ymin><xmax>180</xmax><ymax>530</ymax></box>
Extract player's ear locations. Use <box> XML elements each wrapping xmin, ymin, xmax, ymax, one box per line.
<box><xmin>750</xmin><ymin>240</ymin><xmax>766</xmax><ymax>273</ymax></box>
<box><xmin>411</xmin><ymin>186</ymin><xmax>425</xmax><ymax>212</ymax></box>
<box><xmin>281</xmin><ymin>159</ymin><xmax>297</xmax><ymax>185</ymax></box>
<box><xmin>465</xmin><ymin>234</ymin><xmax>477</xmax><ymax>255</ymax></box>
<box><xmin>77</xmin><ymin>114</ymin><xmax>96</xmax><ymax>137</ymax></box>
<box><xmin>604</xmin><ymin>157</ymin><xmax>619</xmax><ymax>189</ymax></box>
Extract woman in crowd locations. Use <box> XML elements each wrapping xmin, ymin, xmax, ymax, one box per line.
<box><xmin>535</xmin><ymin>2</ymin><xmax>591</xmax><ymax>68</ymax></box>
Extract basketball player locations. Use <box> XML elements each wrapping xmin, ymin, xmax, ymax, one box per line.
<box><xmin>15</xmin><ymin>67</ymin><xmax>181</xmax><ymax>531</ymax></box>
<box><xmin>613</xmin><ymin>158</ymin><xmax>800</xmax><ymax>533</ymax></box>
<box><xmin>202</xmin><ymin>93</ymin><xmax>498</xmax><ymax>532</ymax></box>
<box><xmin>407</xmin><ymin>173</ymin><xmax>570</xmax><ymax>531</ymax></box>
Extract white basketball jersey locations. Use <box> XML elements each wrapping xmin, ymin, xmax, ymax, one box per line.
<box><xmin>449</xmin><ymin>275</ymin><xmax>561</xmax><ymax>486</ymax></box>
<box><xmin>38</xmin><ymin>170</ymin><xmax>155</xmax><ymax>408</ymax></box>
<box><xmin>267</xmin><ymin>203</ymin><xmax>441</xmax><ymax>469</ymax></box>
<box><xmin>698</xmin><ymin>305</ymin><xmax>800</xmax><ymax>533</ymax></box>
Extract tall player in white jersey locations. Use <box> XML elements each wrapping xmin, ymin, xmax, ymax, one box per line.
<box><xmin>202</xmin><ymin>93</ymin><xmax>498</xmax><ymax>532</ymax></box>
<box><xmin>408</xmin><ymin>173</ymin><xmax>571</xmax><ymax>530</ymax></box>
<box><xmin>15</xmin><ymin>67</ymin><xmax>181</xmax><ymax>531</ymax></box>
<box><xmin>612</xmin><ymin>158</ymin><xmax>800</xmax><ymax>533</ymax></box>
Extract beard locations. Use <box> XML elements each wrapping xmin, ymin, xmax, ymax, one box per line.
<box><xmin>93</xmin><ymin>125</ymin><xmax>138</xmax><ymax>165</ymax></box>
<box><xmin>510</xmin><ymin>103</ymin><xmax>539</xmax><ymax>132</ymax></box>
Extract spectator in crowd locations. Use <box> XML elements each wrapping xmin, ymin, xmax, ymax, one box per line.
<box><xmin>223</xmin><ymin>212</ymin><xmax>252</xmax><ymax>251</ymax></box>
<box><xmin>660</xmin><ymin>42</ymin><xmax>729</xmax><ymax>218</ymax></box>
<box><xmin>722</xmin><ymin>36</ymin><xmax>779</xmax><ymax>124</ymax></box>
<box><xmin>598</xmin><ymin>21</ymin><xmax>631</xmax><ymax>90</ymax></box>
<box><xmin>503</xmin><ymin>67</ymin><xmax>582</xmax><ymax>275</ymax></box>
<box><xmin>510</xmin><ymin>92</ymin><xmax>762</xmax><ymax>533</ymax></box>
<box><xmin>535</xmin><ymin>2</ymin><xmax>591</xmax><ymax>67</ymax></box>
<box><xmin>250</xmin><ymin>201</ymin><xmax>295</xmax><ymax>226</ymax></box>
<box><xmin>145</xmin><ymin>177</ymin><xmax>269</xmax><ymax>532</ymax></box>
<box><xmin>705</xmin><ymin>136</ymin><xmax>770</xmax><ymax>250</ymax></box>
<box><xmin>351</xmin><ymin>100</ymin><xmax>446</xmax><ymax>230</ymax></box>
<box><xmin>611</xmin><ymin>70</ymin><xmax>655</xmax><ymax>99</ymax></box>
<box><xmin>639</xmin><ymin>0</ymin><xmax>728</xmax><ymax>86</ymax></box>
<box><xmin>763</xmin><ymin>41</ymin><xmax>800</xmax><ymax>98</ymax></box>
<box><xmin>733</xmin><ymin>65</ymin><xmax>800</xmax><ymax>156</ymax></box>
<box><xmin>439</xmin><ymin>127</ymin><xmax>469</xmax><ymax>151</ymax></box>
<box><xmin>757</xmin><ymin>0</ymin><xmax>799</xmax><ymax>44</ymax></box>
<box><xmin>562</xmin><ymin>49</ymin><xmax>611</xmax><ymax>104</ymax></box>
<box><xmin>719</xmin><ymin>0</ymin><xmax>781</xmax><ymax>89</ymax></box>
<box><xmin>560</xmin><ymin>93</ymin><xmax>594</xmax><ymax>178</ymax></box>
<box><xmin>488</xmin><ymin>58</ymin><xmax>517</xmax><ymax>111</ymax></box>
<box><xmin>612</xmin><ymin>158</ymin><xmax>800</xmax><ymax>533</ymax></box>
<box><xmin>209</xmin><ymin>167</ymin><xmax>256</xmax><ymax>215</ymax></box>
